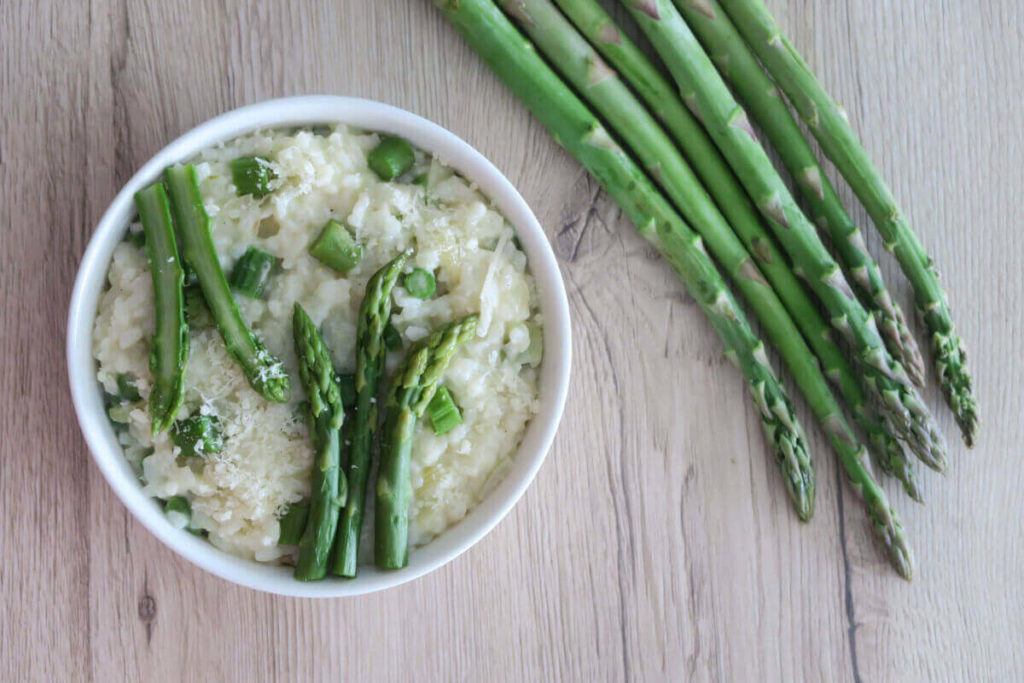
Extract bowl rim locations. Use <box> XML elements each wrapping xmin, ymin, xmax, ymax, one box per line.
<box><xmin>66</xmin><ymin>95</ymin><xmax>572</xmax><ymax>598</ymax></box>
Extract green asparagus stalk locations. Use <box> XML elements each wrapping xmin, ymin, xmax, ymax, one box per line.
<box><xmin>619</xmin><ymin>0</ymin><xmax>946</xmax><ymax>469</ymax></box>
<box><xmin>333</xmin><ymin>251</ymin><xmax>410</xmax><ymax>578</ymax></box>
<box><xmin>375</xmin><ymin>314</ymin><xmax>479</xmax><ymax>569</ymax></box>
<box><xmin>675</xmin><ymin>0</ymin><xmax>925</xmax><ymax>388</ymax></box>
<box><xmin>432</xmin><ymin>0</ymin><xmax>915</xmax><ymax>576</ymax></box>
<box><xmin>715</xmin><ymin>0</ymin><xmax>977</xmax><ymax>446</ymax></box>
<box><xmin>293</xmin><ymin>303</ymin><xmax>347</xmax><ymax>581</ymax></box>
<box><xmin>134</xmin><ymin>184</ymin><xmax>188</xmax><ymax>433</ymax></box>
<box><xmin>164</xmin><ymin>165</ymin><xmax>290</xmax><ymax>403</ymax></box>
<box><xmin>550</xmin><ymin>0</ymin><xmax>920</xmax><ymax>497</ymax></box>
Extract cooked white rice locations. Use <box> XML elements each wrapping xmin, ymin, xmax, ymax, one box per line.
<box><xmin>92</xmin><ymin>126</ymin><xmax>541</xmax><ymax>563</ymax></box>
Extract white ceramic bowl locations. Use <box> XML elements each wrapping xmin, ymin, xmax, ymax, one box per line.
<box><xmin>67</xmin><ymin>96</ymin><xmax>571</xmax><ymax>597</ymax></box>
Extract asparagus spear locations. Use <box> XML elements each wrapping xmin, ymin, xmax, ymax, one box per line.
<box><xmin>550</xmin><ymin>0</ymin><xmax>920</xmax><ymax>496</ymax></box>
<box><xmin>134</xmin><ymin>184</ymin><xmax>188</xmax><ymax>433</ymax></box>
<box><xmin>504</xmin><ymin>0</ymin><xmax>918</xmax><ymax>502</ymax></box>
<box><xmin>293</xmin><ymin>303</ymin><xmax>347</xmax><ymax>581</ymax></box>
<box><xmin>375</xmin><ymin>314</ymin><xmax>479</xmax><ymax>569</ymax></box>
<box><xmin>432</xmin><ymin>0</ymin><xmax>915</xmax><ymax>576</ymax></box>
<box><xmin>675</xmin><ymin>0</ymin><xmax>925</xmax><ymax>387</ymax></box>
<box><xmin>715</xmin><ymin>0</ymin><xmax>977</xmax><ymax>446</ymax></box>
<box><xmin>164</xmin><ymin>165</ymin><xmax>290</xmax><ymax>403</ymax></box>
<box><xmin>619</xmin><ymin>0</ymin><xmax>946</xmax><ymax>469</ymax></box>
<box><xmin>333</xmin><ymin>251</ymin><xmax>409</xmax><ymax>578</ymax></box>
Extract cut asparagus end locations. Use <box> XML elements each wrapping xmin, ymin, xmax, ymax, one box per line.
<box><xmin>404</xmin><ymin>268</ymin><xmax>436</xmax><ymax>299</ymax></box>
<box><xmin>171</xmin><ymin>414</ymin><xmax>224</xmax><ymax>459</ymax></box>
<box><xmin>310</xmin><ymin>219</ymin><xmax>363</xmax><ymax>272</ymax></box>
<box><xmin>229</xmin><ymin>246</ymin><xmax>278</xmax><ymax>299</ymax></box>
<box><xmin>230</xmin><ymin>156</ymin><xmax>277</xmax><ymax>198</ymax></box>
<box><xmin>367</xmin><ymin>136</ymin><xmax>416</xmax><ymax>181</ymax></box>
<box><xmin>427</xmin><ymin>386</ymin><xmax>463</xmax><ymax>435</ymax></box>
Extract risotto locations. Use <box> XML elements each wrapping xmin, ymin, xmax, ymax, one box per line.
<box><xmin>93</xmin><ymin>126</ymin><xmax>542</xmax><ymax>564</ymax></box>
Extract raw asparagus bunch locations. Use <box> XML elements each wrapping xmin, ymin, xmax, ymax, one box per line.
<box><xmin>333</xmin><ymin>251</ymin><xmax>409</xmax><ymax>578</ymax></box>
<box><xmin>134</xmin><ymin>184</ymin><xmax>189</xmax><ymax>433</ymax></box>
<box><xmin>503</xmin><ymin>0</ymin><xmax>820</xmax><ymax>519</ymax></box>
<box><xmin>619</xmin><ymin>0</ymin><xmax>946</xmax><ymax>470</ymax></box>
<box><xmin>675</xmin><ymin>0</ymin><xmax>925</xmax><ymax>387</ymax></box>
<box><xmin>293</xmin><ymin>303</ymin><xmax>347</xmax><ymax>581</ymax></box>
<box><xmin>376</xmin><ymin>314</ymin><xmax>479</xmax><ymax>569</ymax></box>
<box><xmin>505</xmin><ymin>0</ymin><xmax>920</xmax><ymax>499</ymax></box>
<box><xmin>715</xmin><ymin>0</ymin><xmax>977</xmax><ymax>446</ymax></box>
<box><xmin>550</xmin><ymin>0</ymin><xmax>921</xmax><ymax>497</ymax></box>
<box><xmin>433</xmin><ymin>0</ymin><xmax>915</xmax><ymax>576</ymax></box>
<box><xmin>164</xmin><ymin>165</ymin><xmax>290</xmax><ymax>404</ymax></box>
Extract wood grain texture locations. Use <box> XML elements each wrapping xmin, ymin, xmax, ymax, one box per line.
<box><xmin>1</xmin><ymin>0</ymin><xmax>1021</xmax><ymax>680</ymax></box>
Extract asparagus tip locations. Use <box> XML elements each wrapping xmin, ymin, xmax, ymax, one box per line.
<box><xmin>956</xmin><ymin>405</ymin><xmax>978</xmax><ymax>449</ymax></box>
<box><xmin>904</xmin><ymin>480</ymin><xmax>925</xmax><ymax>505</ymax></box>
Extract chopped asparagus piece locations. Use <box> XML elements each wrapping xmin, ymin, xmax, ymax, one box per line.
<box><xmin>309</xmin><ymin>219</ymin><xmax>363</xmax><ymax>272</ymax></box>
<box><xmin>367</xmin><ymin>136</ymin><xmax>416</xmax><ymax>181</ymax></box>
<box><xmin>277</xmin><ymin>502</ymin><xmax>310</xmax><ymax>546</ymax></box>
<box><xmin>404</xmin><ymin>268</ymin><xmax>436</xmax><ymax>299</ymax></box>
<box><xmin>229</xmin><ymin>156</ymin><xmax>276</xmax><ymax>198</ymax></box>
<box><xmin>163</xmin><ymin>496</ymin><xmax>203</xmax><ymax>536</ymax></box>
<box><xmin>171</xmin><ymin>414</ymin><xmax>224</xmax><ymax>459</ymax></box>
<box><xmin>116</xmin><ymin>374</ymin><xmax>141</xmax><ymax>403</ymax></box>
<box><xmin>427</xmin><ymin>386</ymin><xmax>462</xmax><ymax>435</ymax></box>
<box><xmin>107</xmin><ymin>403</ymin><xmax>132</xmax><ymax>424</ymax></box>
<box><xmin>164</xmin><ymin>496</ymin><xmax>190</xmax><ymax>517</ymax></box>
<box><xmin>229</xmin><ymin>246</ymin><xmax>277</xmax><ymax>299</ymax></box>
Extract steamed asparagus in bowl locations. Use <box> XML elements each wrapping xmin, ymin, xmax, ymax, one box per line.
<box><xmin>92</xmin><ymin>126</ymin><xmax>544</xmax><ymax>577</ymax></box>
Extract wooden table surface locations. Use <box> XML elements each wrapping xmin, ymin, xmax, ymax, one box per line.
<box><xmin>3</xmin><ymin>0</ymin><xmax>1022</xmax><ymax>680</ymax></box>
